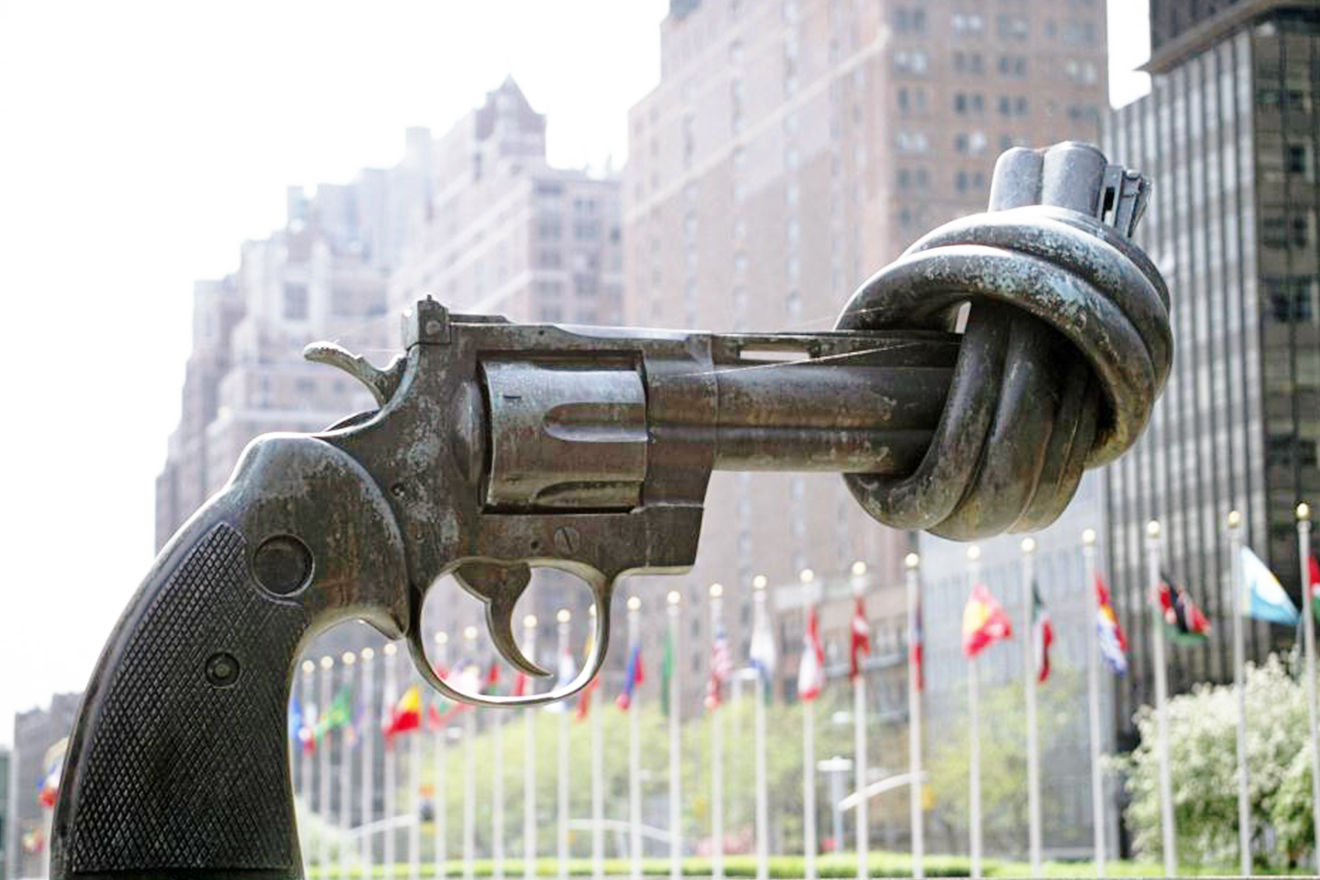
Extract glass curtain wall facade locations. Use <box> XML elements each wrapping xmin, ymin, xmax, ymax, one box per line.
<box><xmin>1101</xmin><ymin>8</ymin><xmax>1320</xmax><ymax>745</ymax></box>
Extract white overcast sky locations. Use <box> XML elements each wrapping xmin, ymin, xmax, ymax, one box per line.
<box><xmin>0</xmin><ymin>0</ymin><xmax>1149</xmax><ymax>746</ymax></box>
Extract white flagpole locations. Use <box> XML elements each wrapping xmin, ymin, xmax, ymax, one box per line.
<box><xmin>556</xmin><ymin>609</ymin><xmax>572</xmax><ymax>880</ymax></box>
<box><xmin>589</xmin><ymin>605</ymin><xmax>605</xmax><ymax>880</ymax></box>
<box><xmin>851</xmin><ymin>561</ymin><xmax>869</xmax><ymax>880</ymax></box>
<box><xmin>1228</xmin><ymin>511</ymin><xmax>1252</xmax><ymax>876</ymax></box>
<box><xmin>412</xmin><ymin>661</ymin><xmax>424</xmax><ymax>880</ymax></box>
<box><xmin>341</xmin><ymin>652</ymin><xmax>357</xmax><ymax>880</ymax></box>
<box><xmin>1299</xmin><ymin>503</ymin><xmax>1319</xmax><ymax>873</ymax></box>
<box><xmin>752</xmin><ymin>576</ymin><xmax>770</xmax><ymax>880</ymax></box>
<box><xmin>966</xmin><ymin>546</ymin><xmax>982</xmax><ymax>880</ymax></box>
<box><xmin>1021</xmin><ymin>538</ymin><xmax>1043</xmax><ymax>874</ymax></box>
<box><xmin>667</xmin><ymin>591</ymin><xmax>683</xmax><ymax>880</ymax></box>
<box><xmin>1081</xmin><ymin>530</ymin><xmax>1107</xmax><ymax>876</ymax></box>
<box><xmin>361</xmin><ymin>649</ymin><xmax>376</xmax><ymax>876</ymax></box>
<box><xmin>524</xmin><ymin>616</ymin><xmax>539</xmax><ymax>880</ymax></box>
<box><xmin>1146</xmin><ymin>520</ymin><xmax>1176</xmax><ymax>877</ymax></box>
<box><xmin>385</xmin><ymin>643</ymin><xmax>400</xmax><ymax>877</ymax></box>
<box><xmin>710</xmin><ymin>582</ymin><xmax>726</xmax><ymax>880</ymax></box>
<box><xmin>301</xmin><ymin>660</ymin><xmax>315</xmax><ymax>821</ymax></box>
<box><xmin>904</xmin><ymin>553</ymin><xmax>924</xmax><ymax>880</ymax></box>
<box><xmin>627</xmin><ymin>596</ymin><xmax>644</xmax><ymax>880</ymax></box>
<box><xmin>493</xmin><ymin>685</ymin><xmax>506</xmax><ymax>880</ymax></box>
<box><xmin>801</xmin><ymin>571</ymin><xmax>819</xmax><ymax>880</ymax></box>
<box><xmin>432</xmin><ymin>635</ymin><xmax>449</xmax><ymax>879</ymax></box>
<box><xmin>320</xmin><ymin>654</ymin><xmax>334</xmax><ymax>873</ymax></box>
<box><xmin>462</xmin><ymin>627</ymin><xmax>479</xmax><ymax>880</ymax></box>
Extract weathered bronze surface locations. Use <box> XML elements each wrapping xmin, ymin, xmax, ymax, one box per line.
<box><xmin>50</xmin><ymin>142</ymin><xmax>1170</xmax><ymax>880</ymax></box>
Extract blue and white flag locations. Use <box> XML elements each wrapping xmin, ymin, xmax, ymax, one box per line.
<box><xmin>1241</xmin><ymin>546</ymin><xmax>1299</xmax><ymax>625</ymax></box>
<box><xmin>749</xmin><ymin>612</ymin><xmax>777</xmax><ymax>685</ymax></box>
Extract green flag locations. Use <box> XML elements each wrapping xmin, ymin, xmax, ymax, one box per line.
<box><xmin>316</xmin><ymin>687</ymin><xmax>353</xmax><ymax>737</ymax></box>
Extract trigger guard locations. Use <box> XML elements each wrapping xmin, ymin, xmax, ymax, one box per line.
<box><xmin>406</xmin><ymin>575</ymin><xmax>614</xmax><ymax>709</ymax></box>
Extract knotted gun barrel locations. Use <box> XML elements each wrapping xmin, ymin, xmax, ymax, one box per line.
<box><xmin>51</xmin><ymin>141</ymin><xmax>1169</xmax><ymax>880</ymax></box>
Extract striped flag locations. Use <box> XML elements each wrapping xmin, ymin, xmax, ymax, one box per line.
<box><xmin>1156</xmin><ymin>572</ymin><xmax>1211</xmax><ymax>644</ymax></box>
<box><xmin>1241</xmin><ymin>546</ymin><xmax>1299</xmax><ymax>625</ymax></box>
<box><xmin>1031</xmin><ymin>582</ymin><xmax>1055</xmax><ymax>683</ymax></box>
<box><xmin>1095</xmin><ymin>574</ymin><xmax>1128</xmax><ymax>674</ymax></box>
<box><xmin>616</xmin><ymin>642</ymin><xmax>645</xmax><ymax>710</ymax></box>
<box><xmin>910</xmin><ymin>595</ymin><xmax>924</xmax><ymax>693</ymax></box>
<box><xmin>849</xmin><ymin>596</ymin><xmax>871</xmax><ymax>680</ymax></box>
<box><xmin>705</xmin><ymin>621</ymin><xmax>732</xmax><ymax>710</ymax></box>
<box><xmin>1309</xmin><ymin>553</ymin><xmax>1320</xmax><ymax>622</ymax></box>
<box><xmin>962</xmin><ymin>583</ymin><xmax>1012</xmax><ymax>658</ymax></box>
<box><xmin>797</xmin><ymin>606</ymin><xmax>825</xmax><ymax>700</ymax></box>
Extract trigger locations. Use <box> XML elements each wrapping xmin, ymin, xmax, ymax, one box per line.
<box><xmin>453</xmin><ymin>561</ymin><xmax>552</xmax><ymax>679</ymax></box>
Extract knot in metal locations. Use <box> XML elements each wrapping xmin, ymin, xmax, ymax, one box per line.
<box><xmin>835</xmin><ymin>142</ymin><xmax>1171</xmax><ymax>540</ymax></box>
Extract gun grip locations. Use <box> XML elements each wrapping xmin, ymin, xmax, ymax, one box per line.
<box><xmin>51</xmin><ymin>436</ymin><xmax>409</xmax><ymax>880</ymax></box>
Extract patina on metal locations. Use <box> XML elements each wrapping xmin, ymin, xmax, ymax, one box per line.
<box><xmin>50</xmin><ymin>142</ymin><xmax>1170</xmax><ymax>880</ymax></box>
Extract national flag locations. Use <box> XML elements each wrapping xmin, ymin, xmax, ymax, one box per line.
<box><xmin>1095</xmin><ymin>574</ymin><xmax>1128</xmax><ymax>674</ymax></box>
<box><xmin>1156</xmin><ymin>572</ymin><xmax>1211</xmax><ymax>644</ymax></box>
<box><xmin>797</xmin><ymin>606</ymin><xmax>826</xmax><ymax>701</ymax></box>
<box><xmin>705</xmin><ymin>620</ymin><xmax>732</xmax><ymax>710</ymax></box>
<box><xmin>616</xmin><ymin>642</ymin><xmax>645</xmax><ymax>710</ymax></box>
<box><xmin>962</xmin><ymin>582</ymin><xmax>1012</xmax><ymax>658</ymax></box>
<box><xmin>36</xmin><ymin>738</ymin><xmax>67</xmax><ymax>808</ymax></box>
<box><xmin>485</xmin><ymin>660</ymin><xmax>503</xmax><ymax>696</ymax></box>
<box><xmin>661</xmin><ymin>630</ymin><xmax>675</xmax><ymax>717</ymax></box>
<box><xmin>316</xmin><ymin>687</ymin><xmax>353</xmax><ymax>737</ymax></box>
<box><xmin>1240</xmin><ymin>546</ymin><xmax>1300</xmax><ymax>625</ymax></box>
<box><xmin>849</xmin><ymin>596</ymin><xmax>871</xmax><ymax>680</ymax></box>
<box><xmin>576</xmin><ymin>630</ymin><xmax>600</xmax><ymax>721</ymax></box>
<box><xmin>384</xmin><ymin>685</ymin><xmax>422</xmax><ymax>740</ymax></box>
<box><xmin>1308</xmin><ymin>553</ymin><xmax>1320</xmax><ymax>622</ymax></box>
<box><xmin>1031</xmin><ymin>582</ymin><xmax>1055</xmax><ymax>683</ymax></box>
<box><xmin>910</xmin><ymin>596</ymin><xmax>924</xmax><ymax>693</ymax></box>
<box><xmin>288</xmin><ymin>697</ymin><xmax>306</xmax><ymax>745</ymax></box>
<box><xmin>300</xmin><ymin>702</ymin><xmax>319</xmax><ymax>753</ymax></box>
<box><xmin>749</xmin><ymin>606</ymin><xmax>778</xmax><ymax>689</ymax></box>
<box><xmin>512</xmin><ymin>670</ymin><xmax>529</xmax><ymax>697</ymax></box>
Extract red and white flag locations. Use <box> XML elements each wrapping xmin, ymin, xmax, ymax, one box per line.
<box><xmin>849</xmin><ymin>596</ymin><xmax>871</xmax><ymax>680</ymax></box>
<box><xmin>705</xmin><ymin>621</ymin><xmax>732</xmax><ymax>709</ymax></box>
<box><xmin>797</xmin><ymin>607</ymin><xmax>826</xmax><ymax>700</ymax></box>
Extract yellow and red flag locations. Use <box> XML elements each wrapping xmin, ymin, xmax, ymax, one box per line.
<box><xmin>962</xmin><ymin>583</ymin><xmax>1012</xmax><ymax>658</ymax></box>
<box><xmin>384</xmin><ymin>685</ymin><xmax>421</xmax><ymax>740</ymax></box>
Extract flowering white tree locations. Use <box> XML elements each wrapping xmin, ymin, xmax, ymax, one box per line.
<box><xmin>1117</xmin><ymin>653</ymin><xmax>1312</xmax><ymax>870</ymax></box>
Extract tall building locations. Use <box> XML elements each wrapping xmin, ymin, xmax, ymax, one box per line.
<box><xmin>7</xmin><ymin>694</ymin><xmax>81</xmax><ymax>880</ymax></box>
<box><xmin>1101</xmin><ymin>2</ymin><xmax>1320</xmax><ymax>749</ymax></box>
<box><xmin>620</xmin><ymin>0</ymin><xmax>1109</xmax><ymax>722</ymax></box>
<box><xmin>1</xmin><ymin>747</ymin><xmax>10</xmax><ymax>880</ymax></box>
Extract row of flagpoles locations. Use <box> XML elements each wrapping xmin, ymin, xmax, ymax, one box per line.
<box><xmin>287</xmin><ymin>504</ymin><xmax>1320</xmax><ymax>880</ymax></box>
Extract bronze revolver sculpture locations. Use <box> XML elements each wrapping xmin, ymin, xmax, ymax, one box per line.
<box><xmin>51</xmin><ymin>142</ymin><xmax>1169</xmax><ymax>879</ymax></box>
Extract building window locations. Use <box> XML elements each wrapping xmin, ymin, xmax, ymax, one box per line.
<box><xmin>282</xmin><ymin>284</ymin><xmax>308</xmax><ymax>321</ymax></box>
<box><xmin>1262</xmin><ymin>215</ymin><xmax>1310</xmax><ymax>249</ymax></box>
<box><xmin>896</xmin><ymin>130</ymin><xmax>930</xmax><ymax>153</ymax></box>
<box><xmin>952</xmin><ymin>12</ymin><xmax>984</xmax><ymax>35</ymax></box>
<box><xmin>1267</xmin><ymin>435</ymin><xmax>1319</xmax><ymax>469</ymax></box>
<box><xmin>998</xmin><ymin>55</ymin><xmax>1028</xmax><ymax>78</ymax></box>
<box><xmin>997</xmin><ymin>15</ymin><xmax>1029</xmax><ymax>40</ymax></box>
<box><xmin>893</xmin><ymin>49</ymin><xmax>928</xmax><ymax>75</ymax></box>
<box><xmin>1265</xmin><ymin>278</ymin><xmax>1317</xmax><ymax>323</ymax></box>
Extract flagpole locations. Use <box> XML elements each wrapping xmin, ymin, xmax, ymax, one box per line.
<box><xmin>904</xmin><ymin>553</ymin><xmax>924</xmax><ymax>880</ymax></box>
<box><xmin>801</xmin><ymin>570</ymin><xmax>819</xmax><ymax>880</ymax></box>
<box><xmin>1081</xmin><ymin>530</ymin><xmax>1107</xmax><ymax>876</ymax></box>
<box><xmin>710</xmin><ymin>582</ymin><xmax>726</xmax><ymax>880</ymax></box>
<box><xmin>752</xmin><ymin>575</ymin><xmax>770</xmax><ymax>880</ymax></box>
<box><xmin>1020</xmin><ymin>538</ymin><xmax>1043</xmax><ymax>874</ymax></box>
<box><xmin>627</xmin><ymin>596</ymin><xmax>644</xmax><ymax>880</ymax></box>
<box><xmin>523</xmin><ymin>616</ymin><xmax>539</xmax><ymax>880</ymax></box>
<box><xmin>341</xmin><ymin>652</ymin><xmax>357</xmax><ymax>880</ymax></box>
<box><xmin>320</xmin><ymin>655</ymin><xmax>334</xmax><ymax>872</ymax></box>
<box><xmin>431</xmin><ymin>635</ymin><xmax>448</xmax><ymax>879</ymax></box>
<box><xmin>556</xmin><ymin>610</ymin><xmax>572</xmax><ymax>880</ymax></box>
<box><xmin>462</xmin><ymin>628</ymin><xmax>478</xmax><ymax>880</ymax></box>
<box><xmin>301</xmin><ymin>660</ymin><xmax>315</xmax><ymax>822</ymax></box>
<box><xmin>965</xmin><ymin>546</ymin><xmax>982</xmax><ymax>880</ymax></box>
<box><xmin>361</xmin><ymin>648</ymin><xmax>376</xmax><ymax>876</ymax></box>
<box><xmin>493</xmin><ymin>676</ymin><xmax>506</xmax><ymax>880</ymax></box>
<box><xmin>412</xmin><ymin>661</ymin><xmax>424</xmax><ymax>880</ymax></box>
<box><xmin>1146</xmin><ymin>520</ymin><xmax>1176</xmax><ymax>877</ymax></box>
<box><xmin>667</xmin><ymin>591</ymin><xmax>683</xmax><ymax>880</ymax></box>
<box><xmin>1296</xmin><ymin>503</ymin><xmax>1320</xmax><ymax>874</ymax></box>
<box><xmin>589</xmin><ymin>605</ymin><xmax>605</xmax><ymax>880</ymax></box>
<box><xmin>1227</xmin><ymin>510</ymin><xmax>1252</xmax><ymax>876</ymax></box>
<box><xmin>850</xmin><ymin>561</ymin><xmax>869</xmax><ymax>880</ymax></box>
<box><xmin>385</xmin><ymin>643</ymin><xmax>400</xmax><ymax>878</ymax></box>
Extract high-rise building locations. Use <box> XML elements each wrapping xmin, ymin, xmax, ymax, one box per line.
<box><xmin>1101</xmin><ymin>2</ymin><xmax>1320</xmax><ymax>749</ymax></box>
<box><xmin>7</xmin><ymin>694</ymin><xmax>81</xmax><ymax>880</ymax></box>
<box><xmin>621</xmin><ymin>0</ymin><xmax>1109</xmax><ymax>719</ymax></box>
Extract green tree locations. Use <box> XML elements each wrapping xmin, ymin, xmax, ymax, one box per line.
<box><xmin>1115</xmin><ymin>653</ymin><xmax>1311</xmax><ymax>871</ymax></box>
